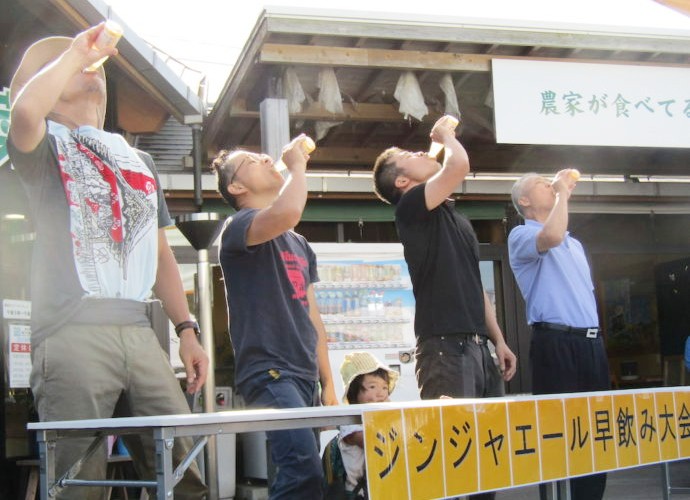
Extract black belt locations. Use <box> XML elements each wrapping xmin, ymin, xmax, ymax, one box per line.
<box><xmin>439</xmin><ymin>333</ymin><xmax>488</xmax><ymax>345</ymax></box>
<box><xmin>532</xmin><ymin>322</ymin><xmax>600</xmax><ymax>339</ymax></box>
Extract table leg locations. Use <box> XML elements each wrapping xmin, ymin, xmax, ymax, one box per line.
<box><xmin>37</xmin><ymin>430</ymin><xmax>57</xmax><ymax>499</ymax></box>
<box><xmin>154</xmin><ymin>428</ymin><xmax>175</xmax><ymax>500</ymax></box>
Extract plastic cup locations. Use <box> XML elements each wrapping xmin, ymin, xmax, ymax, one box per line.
<box><xmin>429</xmin><ymin>115</ymin><xmax>460</xmax><ymax>157</ymax></box>
<box><xmin>85</xmin><ymin>20</ymin><xmax>123</xmax><ymax>72</ymax></box>
<box><xmin>275</xmin><ymin>135</ymin><xmax>316</xmax><ymax>172</ymax></box>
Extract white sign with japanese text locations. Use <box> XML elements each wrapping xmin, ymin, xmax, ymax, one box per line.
<box><xmin>8</xmin><ymin>322</ymin><xmax>32</xmax><ymax>388</ymax></box>
<box><xmin>2</xmin><ymin>299</ymin><xmax>31</xmax><ymax>320</ymax></box>
<box><xmin>492</xmin><ymin>59</ymin><xmax>690</xmax><ymax>148</ymax></box>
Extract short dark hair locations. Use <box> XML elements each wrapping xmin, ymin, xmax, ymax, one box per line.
<box><xmin>345</xmin><ymin>367</ymin><xmax>390</xmax><ymax>404</ymax></box>
<box><xmin>372</xmin><ymin>147</ymin><xmax>404</xmax><ymax>205</ymax></box>
<box><xmin>210</xmin><ymin>149</ymin><xmax>240</xmax><ymax>210</ymax></box>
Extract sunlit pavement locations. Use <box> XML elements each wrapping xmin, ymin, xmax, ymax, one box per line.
<box><xmin>500</xmin><ymin>460</ymin><xmax>690</xmax><ymax>499</ymax></box>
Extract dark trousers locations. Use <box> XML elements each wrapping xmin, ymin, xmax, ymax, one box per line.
<box><xmin>241</xmin><ymin>371</ymin><xmax>323</xmax><ymax>500</ymax></box>
<box><xmin>531</xmin><ymin>327</ymin><xmax>611</xmax><ymax>500</ymax></box>
<box><xmin>416</xmin><ymin>334</ymin><xmax>504</xmax><ymax>500</ymax></box>
<box><xmin>415</xmin><ymin>334</ymin><xmax>505</xmax><ymax>400</ymax></box>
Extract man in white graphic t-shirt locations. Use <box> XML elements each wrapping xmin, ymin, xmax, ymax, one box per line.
<box><xmin>8</xmin><ymin>24</ymin><xmax>208</xmax><ymax>499</ymax></box>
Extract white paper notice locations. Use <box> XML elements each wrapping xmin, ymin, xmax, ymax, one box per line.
<box><xmin>9</xmin><ymin>323</ymin><xmax>32</xmax><ymax>388</ymax></box>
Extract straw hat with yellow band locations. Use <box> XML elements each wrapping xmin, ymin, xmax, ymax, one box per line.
<box><xmin>9</xmin><ymin>36</ymin><xmax>107</xmax><ymax>128</ymax></box>
<box><xmin>340</xmin><ymin>351</ymin><xmax>399</xmax><ymax>403</ymax></box>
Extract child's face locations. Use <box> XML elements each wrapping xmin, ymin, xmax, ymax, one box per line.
<box><xmin>357</xmin><ymin>374</ymin><xmax>390</xmax><ymax>403</ymax></box>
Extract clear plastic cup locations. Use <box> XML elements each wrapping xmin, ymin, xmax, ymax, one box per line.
<box><xmin>428</xmin><ymin>115</ymin><xmax>460</xmax><ymax>158</ymax></box>
<box><xmin>85</xmin><ymin>20</ymin><xmax>123</xmax><ymax>72</ymax></box>
<box><xmin>275</xmin><ymin>135</ymin><xmax>316</xmax><ymax>172</ymax></box>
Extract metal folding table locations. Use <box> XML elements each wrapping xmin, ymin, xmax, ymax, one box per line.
<box><xmin>28</xmin><ymin>405</ymin><xmax>363</xmax><ymax>499</ymax></box>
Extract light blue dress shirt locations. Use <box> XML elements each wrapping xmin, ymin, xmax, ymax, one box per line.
<box><xmin>508</xmin><ymin>219</ymin><xmax>599</xmax><ymax>328</ymax></box>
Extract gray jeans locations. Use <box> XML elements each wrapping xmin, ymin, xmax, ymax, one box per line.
<box><xmin>415</xmin><ymin>334</ymin><xmax>505</xmax><ymax>500</ymax></box>
<box><xmin>415</xmin><ymin>333</ymin><xmax>505</xmax><ymax>400</ymax></box>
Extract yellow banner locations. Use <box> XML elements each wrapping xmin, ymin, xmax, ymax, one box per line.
<box><xmin>363</xmin><ymin>387</ymin><xmax>690</xmax><ymax>499</ymax></box>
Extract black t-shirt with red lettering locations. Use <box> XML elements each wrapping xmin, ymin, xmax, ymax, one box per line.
<box><xmin>218</xmin><ymin>208</ymin><xmax>319</xmax><ymax>393</ymax></box>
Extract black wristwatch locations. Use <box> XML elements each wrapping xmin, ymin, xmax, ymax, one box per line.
<box><xmin>175</xmin><ymin>320</ymin><xmax>200</xmax><ymax>337</ymax></box>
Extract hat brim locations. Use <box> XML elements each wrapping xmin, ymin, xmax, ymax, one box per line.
<box><xmin>342</xmin><ymin>361</ymin><xmax>400</xmax><ymax>403</ymax></box>
<box><xmin>10</xmin><ymin>36</ymin><xmax>107</xmax><ymax>122</ymax></box>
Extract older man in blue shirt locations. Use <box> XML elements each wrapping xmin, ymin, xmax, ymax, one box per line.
<box><xmin>508</xmin><ymin>170</ymin><xmax>609</xmax><ymax>500</ymax></box>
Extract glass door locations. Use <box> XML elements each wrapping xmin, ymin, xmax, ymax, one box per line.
<box><xmin>479</xmin><ymin>244</ymin><xmax>529</xmax><ymax>395</ymax></box>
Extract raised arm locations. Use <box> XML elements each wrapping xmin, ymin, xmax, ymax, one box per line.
<box><xmin>536</xmin><ymin>169</ymin><xmax>578</xmax><ymax>253</ymax></box>
<box><xmin>245</xmin><ymin>136</ymin><xmax>310</xmax><ymax>246</ymax></box>
<box><xmin>9</xmin><ymin>24</ymin><xmax>117</xmax><ymax>152</ymax></box>
<box><xmin>424</xmin><ymin>116</ymin><xmax>470</xmax><ymax>210</ymax></box>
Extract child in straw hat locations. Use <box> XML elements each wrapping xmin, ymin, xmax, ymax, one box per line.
<box><xmin>338</xmin><ymin>352</ymin><xmax>399</xmax><ymax>497</ymax></box>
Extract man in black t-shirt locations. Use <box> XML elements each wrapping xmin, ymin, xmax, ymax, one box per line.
<box><xmin>372</xmin><ymin>116</ymin><xmax>517</xmax><ymax>499</ymax></box>
<box><xmin>212</xmin><ymin>136</ymin><xmax>337</xmax><ymax>500</ymax></box>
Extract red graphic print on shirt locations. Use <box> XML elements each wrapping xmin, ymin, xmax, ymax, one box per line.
<box><xmin>281</xmin><ymin>250</ymin><xmax>309</xmax><ymax>306</ymax></box>
<box><xmin>53</xmin><ymin>126</ymin><xmax>159</xmax><ymax>296</ymax></box>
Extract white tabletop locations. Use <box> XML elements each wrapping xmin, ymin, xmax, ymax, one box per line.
<box><xmin>28</xmin><ymin>387</ymin><xmax>685</xmax><ymax>431</ymax></box>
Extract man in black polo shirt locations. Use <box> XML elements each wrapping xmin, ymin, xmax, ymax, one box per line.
<box><xmin>373</xmin><ymin>116</ymin><xmax>517</xmax><ymax>499</ymax></box>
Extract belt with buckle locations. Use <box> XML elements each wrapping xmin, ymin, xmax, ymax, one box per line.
<box><xmin>439</xmin><ymin>333</ymin><xmax>488</xmax><ymax>345</ymax></box>
<box><xmin>532</xmin><ymin>322</ymin><xmax>599</xmax><ymax>339</ymax></box>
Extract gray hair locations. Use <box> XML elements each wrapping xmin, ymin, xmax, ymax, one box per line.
<box><xmin>511</xmin><ymin>173</ymin><xmax>542</xmax><ymax>217</ymax></box>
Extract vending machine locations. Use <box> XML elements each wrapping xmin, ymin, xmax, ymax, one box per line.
<box><xmin>311</xmin><ymin>243</ymin><xmax>420</xmax><ymax>403</ymax></box>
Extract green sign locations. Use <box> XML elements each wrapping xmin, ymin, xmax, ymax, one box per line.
<box><xmin>0</xmin><ymin>87</ymin><xmax>9</xmax><ymax>166</ymax></box>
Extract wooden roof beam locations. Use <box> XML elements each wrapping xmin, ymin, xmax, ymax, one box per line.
<box><xmin>259</xmin><ymin>43</ymin><xmax>492</xmax><ymax>72</ymax></box>
<box><xmin>228</xmin><ymin>99</ymin><xmax>496</xmax><ymax>142</ymax></box>
<box><xmin>230</xmin><ymin>99</ymin><xmax>443</xmax><ymax>123</ymax></box>
<box><xmin>309</xmin><ymin>147</ymin><xmax>379</xmax><ymax>165</ymax></box>
<box><xmin>352</xmin><ymin>40</ymin><xmax>407</xmax><ymax>101</ymax></box>
<box><xmin>259</xmin><ymin>43</ymin><xmax>690</xmax><ymax>72</ymax></box>
<box><xmin>264</xmin><ymin>15</ymin><xmax>690</xmax><ymax>55</ymax></box>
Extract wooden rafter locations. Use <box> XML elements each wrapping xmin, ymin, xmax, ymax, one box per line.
<box><xmin>229</xmin><ymin>100</ymin><xmax>442</xmax><ymax>123</ymax></box>
<box><xmin>259</xmin><ymin>43</ymin><xmax>493</xmax><ymax>72</ymax></box>
<box><xmin>259</xmin><ymin>43</ymin><xmax>690</xmax><ymax>72</ymax></box>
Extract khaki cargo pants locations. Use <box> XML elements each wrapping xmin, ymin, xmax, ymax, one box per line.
<box><xmin>31</xmin><ymin>323</ymin><xmax>207</xmax><ymax>500</ymax></box>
